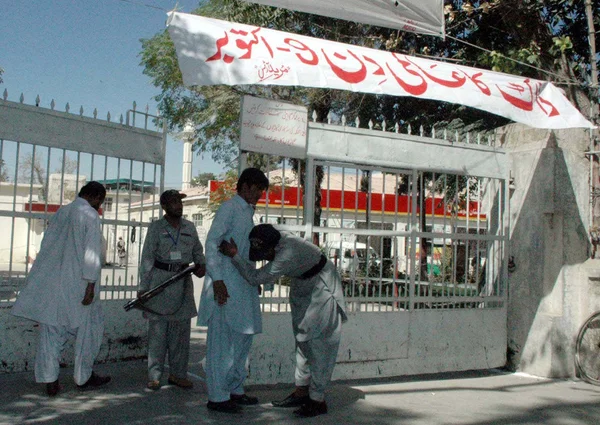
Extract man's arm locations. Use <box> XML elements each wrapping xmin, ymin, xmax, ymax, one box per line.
<box><xmin>82</xmin><ymin>282</ymin><xmax>95</xmax><ymax>305</ymax></box>
<box><xmin>81</xmin><ymin>210</ymin><xmax>103</xmax><ymax>305</ymax></box>
<box><xmin>139</xmin><ymin>222</ymin><xmax>159</xmax><ymax>293</ymax></box>
<box><xmin>191</xmin><ymin>225</ymin><xmax>206</xmax><ymax>278</ymax></box>
<box><xmin>82</xmin><ymin>218</ymin><xmax>103</xmax><ymax>282</ymax></box>
<box><xmin>229</xmin><ymin>253</ymin><xmax>279</xmax><ymax>287</ymax></box>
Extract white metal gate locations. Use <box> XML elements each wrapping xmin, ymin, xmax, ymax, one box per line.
<box><xmin>246</xmin><ymin>115</ymin><xmax>510</xmax><ymax>383</ymax></box>
<box><xmin>0</xmin><ymin>92</ymin><xmax>166</xmax><ymax>305</ymax></box>
<box><xmin>254</xmin><ymin>119</ymin><xmax>508</xmax><ymax>313</ymax></box>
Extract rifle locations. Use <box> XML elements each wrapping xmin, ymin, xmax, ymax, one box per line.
<box><xmin>124</xmin><ymin>264</ymin><xmax>196</xmax><ymax>312</ymax></box>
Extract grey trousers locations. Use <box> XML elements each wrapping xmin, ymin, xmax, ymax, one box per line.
<box><xmin>147</xmin><ymin>318</ymin><xmax>191</xmax><ymax>381</ymax></box>
<box><xmin>295</xmin><ymin>311</ymin><xmax>342</xmax><ymax>402</ymax></box>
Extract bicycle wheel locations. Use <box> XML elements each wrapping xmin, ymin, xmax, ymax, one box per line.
<box><xmin>575</xmin><ymin>311</ymin><xmax>600</xmax><ymax>386</ymax></box>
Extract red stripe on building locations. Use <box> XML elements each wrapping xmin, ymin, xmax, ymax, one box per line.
<box><xmin>210</xmin><ymin>181</ymin><xmax>485</xmax><ymax>219</ymax></box>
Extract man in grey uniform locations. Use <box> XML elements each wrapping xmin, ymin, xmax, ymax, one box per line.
<box><xmin>139</xmin><ymin>189</ymin><xmax>206</xmax><ymax>390</ymax></box>
<box><xmin>219</xmin><ymin>224</ymin><xmax>347</xmax><ymax>417</ymax></box>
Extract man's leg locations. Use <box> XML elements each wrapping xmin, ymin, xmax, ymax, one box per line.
<box><xmin>73</xmin><ymin>304</ymin><xmax>105</xmax><ymax>385</ymax></box>
<box><xmin>294</xmin><ymin>341</ymin><xmax>311</xmax><ymax>391</ymax></box>
<box><xmin>147</xmin><ymin>319</ymin><xmax>169</xmax><ymax>383</ymax></box>
<box><xmin>298</xmin><ymin>316</ymin><xmax>342</xmax><ymax>402</ymax></box>
<box><xmin>205</xmin><ymin>309</ymin><xmax>234</xmax><ymax>402</ymax></box>
<box><xmin>166</xmin><ymin>319</ymin><xmax>192</xmax><ymax>384</ymax></box>
<box><xmin>228</xmin><ymin>330</ymin><xmax>253</xmax><ymax>397</ymax></box>
<box><xmin>271</xmin><ymin>341</ymin><xmax>310</xmax><ymax>407</ymax></box>
<box><xmin>35</xmin><ymin>324</ymin><xmax>68</xmax><ymax>383</ymax></box>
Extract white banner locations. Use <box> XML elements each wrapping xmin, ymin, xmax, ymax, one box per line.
<box><xmin>240</xmin><ymin>95</ymin><xmax>308</xmax><ymax>158</ymax></box>
<box><xmin>167</xmin><ymin>12</ymin><xmax>595</xmax><ymax>129</ymax></box>
<box><xmin>243</xmin><ymin>0</ymin><xmax>444</xmax><ymax>38</ymax></box>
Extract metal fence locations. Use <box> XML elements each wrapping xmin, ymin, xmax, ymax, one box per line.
<box><xmin>252</xmin><ymin>114</ymin><xmax>507</xmax><ymax>313</ymax></box>
<box><xmin>0</xmin><ymin>92</ymin><xmax>165</xmax><ymax>305</ymax></box>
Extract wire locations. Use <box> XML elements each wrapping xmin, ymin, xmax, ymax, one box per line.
<box><xmin>116</xmin><ymin>0</ymin><xmax>170</xmax><ymax>12</ymax></box>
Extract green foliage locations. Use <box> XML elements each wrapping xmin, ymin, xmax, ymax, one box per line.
<box><xmin>191</xmin><ymin>172</ymin><xmax>216</xmax><ymax>187</ymax></box>
<box><xmin>0</xmin><ymin>159</ymin><xmax>9</xmax><ymax>182</ymax></box>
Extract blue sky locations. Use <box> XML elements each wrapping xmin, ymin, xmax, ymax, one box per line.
<box><xmin>2</xmin><ymin>0</ymin><xmax>223</xmax><ymax>189</ymax></box>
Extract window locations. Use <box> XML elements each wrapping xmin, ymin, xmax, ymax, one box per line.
<box><xmin>192</xmin><ymin>213</ymin><xmax>203</xmax><ymax>227</ymax></box>
<box><xmin>104</xmin><ymin>197</ymin><xmax>113</xmax><ymax>212</ymax></box>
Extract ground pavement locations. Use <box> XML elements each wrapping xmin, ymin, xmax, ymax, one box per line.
<box><xmin>1</xmin><ymin>324</ymin><xmax>599</xmax><ymax>425</ymax></box>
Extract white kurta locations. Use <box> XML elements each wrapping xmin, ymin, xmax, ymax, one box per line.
<box><xmin>12</xmin><ymin>197</ymin><xmax>103</xmax><ymax>328</ymax></box>
<box><xmin>198</xmin><ymin>194</ymin><xmax>261</xmax><ymax>334</ymax></box>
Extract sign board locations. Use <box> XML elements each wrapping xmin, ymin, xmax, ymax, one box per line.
<box><xmin>240</xmin><ymin>95</ymin><xmax>308</xmax><ymax>158</ymax></box>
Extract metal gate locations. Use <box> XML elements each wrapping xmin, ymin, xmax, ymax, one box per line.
<box><xmin>254</xmin><ymin>119</ymin><xmax>508</xmax><ymax>313</ymax></box>
<box><xmin>0</xmin><ymin>92</ymin><xmax>166</xmax><ymax>305</ymax></box>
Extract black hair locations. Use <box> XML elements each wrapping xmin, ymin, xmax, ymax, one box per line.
<box><xmin>78</xmin><ymin>181</ymin><xmax>107</xmax><ymax>198</ymax></box>
<box><xmin>237</xmin><ymin>168</ymin><xmax>269</xmax><ymax>192</ymax></box>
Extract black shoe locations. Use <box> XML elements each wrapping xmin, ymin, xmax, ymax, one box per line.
<box><xmin>272</xmin><ymin>392</ymin><xmax>310</xmax><ymax>408</ymax></box>
<box><xmin>207</xmin><ymin>400</ymin><xmax>242</xmax><ymax>414</ymax></box>
<box><xmin>294</xmin><ymin>399</ymin><xmax>328</xmax><ymax>417</ymax></box>
<box><xmin>231</xmin><ymin>393</ymin><xmax>259</xmax><ymax>405</ymax></box>
<box><xmin>77</xmin><ymin>372</ymin><xmax>111</xmax><ymax>390</ymax></box>
<box><xmin>46</xmin><ymin>380</ymin><xmax>60</xmax><ymax>397</ymax></box>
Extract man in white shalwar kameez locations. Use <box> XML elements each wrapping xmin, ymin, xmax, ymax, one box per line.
<box><xmin>198</xmin><ymin>168</ymin><xmax>269</xmax><ymax>414</ymax></box>
<box><xmin>219</xmin><ymin>224</ymin><xmax>347</xmax><ymax>418</ymax></box>
<box><xmin>11</xmin><ymin>181</ymin><xmax>111</xmax><ymax>396</ymax></box>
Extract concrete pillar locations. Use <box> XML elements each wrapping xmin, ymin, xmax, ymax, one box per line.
<box><xmin>500</xmin><ymin>124</ymin><xmax>590</xmax><ymax>378</ymax></box>
<box><xmin>180</xmin><ymin>123</ymin><xmax>194</xmax><ymax>190</ymax></box>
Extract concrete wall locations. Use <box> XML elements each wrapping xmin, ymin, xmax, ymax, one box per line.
<box><xmin>0</xmin><ymin>301</ymin><xmax>146</xmax><ymax>373</ymax></box>
<box><xmin>1</xmin><ymin>299</ymin><xmax>506</xmax><ymax>385</ymax></box>
<box><xmin>501</xmin><ymin>124</ymin><xmax>591</xmax><ymax>377</ymax></box>
<box><xmin>248</xmin><ymin>308</ymin><xmax>506</xmax><ymax>385</ymax></box>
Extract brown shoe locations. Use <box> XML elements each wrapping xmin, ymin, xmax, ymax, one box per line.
<box><xmin>272</xmin><ymin>392</ymin><xmax>310</xmax><ymax>407</ymax></box>
<box><xmin>231</xmin><ymin>393</ymin><xmax>259</xmax><ymax>405</ymax></box>
<box><xmin>294</xmin><ymin>399</ymin><xmax>328</xmax><ymax>417</ymax></box>
<box><xmin>207</xmin><ymin>399</ymin><xmax>242</xmax><ymax>413</ymax></box>
<box><xmin>45</xmin><ymin>380</ymin><xmax>60</xmax><ymax>397</ymax></box>
<box><xmin>77</xmin><ymin>372</ymin><xmax>111</xmax><ymax>390</ymax></box>
<box><xmin>146</xmin><ymin>380</ymin><xmax>161</xmax><ymax>391</ymax></box>
<box><xmin>168</xmin><ymin>375</ymin><xmax>193</xmax><ymax>389</ymax></box>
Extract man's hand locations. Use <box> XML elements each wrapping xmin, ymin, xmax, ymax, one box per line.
<box><xmin>219</xmin><ymin>238</ymin><xmax>238</xmax><ymax>258</ymax></box>
<box><xmin>193</xmin><ymin>264</ymin><xmax>206</xmax><ymax>278</ymax></box>
<box><xmin>213</xmin><ymin>280</ymin><xmax>229</xmax><ymax>305</ymax></box>
<box><xmin>82</xmin><ymin>282</ymin><xmax>95</xmax><ymax>305</ymax></box>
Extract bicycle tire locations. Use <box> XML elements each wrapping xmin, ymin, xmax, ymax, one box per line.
<box><xmin>575</xmin><ymin>311</ymin><xmax>600</xmax><ymax>386</ymax></box>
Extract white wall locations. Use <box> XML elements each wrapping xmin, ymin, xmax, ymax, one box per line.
<box><xmin>248</xmin><ymin>308</ymin><xmax>506</xmax><ymax>385</ymax></box>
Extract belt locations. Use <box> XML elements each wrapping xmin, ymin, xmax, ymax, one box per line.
<box><xmin>300</xmin><ymin>254</ymin><xmax>327</xmax><ymax>280</ymax></box>
<box><xmin>154</xmin><ymin>260</ymin><xmax>190</xmax><ymax>272</ymax></box>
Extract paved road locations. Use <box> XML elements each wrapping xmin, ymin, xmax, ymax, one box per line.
<box><xmin>2</xmin><ymin>275</ymin><xmax>599</xmax><ymax>424</ymax></box>
<box><xmin>1</xmin><ymin>327</ymin><xmax>599</xmax><ymax>425</ymax></box>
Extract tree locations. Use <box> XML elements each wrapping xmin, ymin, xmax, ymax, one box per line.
<box><xmin>18</xmin><ymin>153</ymin><xmax>47</xmax><ymax>199</ymax></box>
<box><xmin>207</xmin><ymin>169</ymin><xmax>238</xmax><ymax>215</ymax></box>
<box><xmin>140</xmin><ymin>0</ymin><xmax>598</xmax><ymax>247</ymax></box>
<box><xmin>191</xmin><ymin>172</ymin><xmax>217</xmax><ymax>187</ymax></box>
<box><xmin>18</xmin><ymin>153</ymin><xmax>79</xmax><ymax>201</ymax></box>
<box><xmin>0</xmin><ymin>159</ymin><xmax>9</xmax><ymax>182</ymax></box>
<box><xmin>141</xmin><ymin>0</ymin><xmax>597</xmax><ymax>152</ymax></box>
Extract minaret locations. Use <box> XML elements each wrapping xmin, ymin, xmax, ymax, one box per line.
<box><xmin>180</xmin><ymin>122</ymin><xmax>194</xmax><ymax>190</ymax></box>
